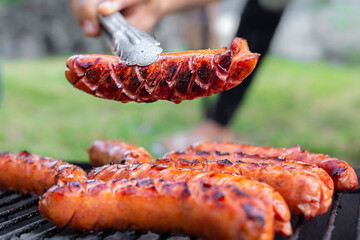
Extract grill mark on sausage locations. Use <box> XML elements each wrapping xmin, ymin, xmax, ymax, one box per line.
<box><xmin>243</xmin><ymin>204</ymin><xmax>266</xmax><ymax>227</ymax></box>
<box><xmin>162</xmin><ymin>181</ymin><xmax>191</xmax><ymax>199</ymax></box>
<box><xmin>134</xmin><ymin>177</ymin><xmax>154</xmax><ymax>188</ymax></box>
<box><xmin>216</xmin><ymin>159</ymin><xmax>233</xmax><ymax>166</ymax></box>
<box><xmin>195</xmin><ymin>150</ymin><xmax>210</xmax><ymax>156</ymax></box>
<box><xmin>213</xmin><ymin>150</ymin><xmax>230</xmax><ymax>156</ymax></box>
<box><xmin>226</xmin><ymin>185</ymin><xmax>250</xmax><ymax>197</ymax></box>
<box><xmin>176</xmin><ymin>158</ymin><xmax>201</xmax><ymax>166</ymax></box>
<box><xmin>235</xmin><ymin>151</ymin><xmax>287</xmax><ymax>161</ymax></box>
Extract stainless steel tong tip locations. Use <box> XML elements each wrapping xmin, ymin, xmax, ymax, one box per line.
<box><xmin>98</xmin><ymin>12</ymin><xmax>162</xmax><ymax>66</ymax></box>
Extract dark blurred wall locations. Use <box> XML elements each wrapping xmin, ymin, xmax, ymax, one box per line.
<box><xmin>0</xmin><ymin>0</ymin><xmax>212</xmax><ymax>59</ymax></box>
<box><xmin>0</xmin><ymin>0</ymin><xmax>106</xmax><ymax>59</ymax></box>
<box><xmin>1</xmin><ymin>0</ymin><xmax>359</xmax><ymax>62</ymax></box>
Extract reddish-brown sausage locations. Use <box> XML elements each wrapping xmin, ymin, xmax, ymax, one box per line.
<box><xmin>192</xmin><ymin>141</ymin><xmax>358</xmax><ymax>192</ymax></box>
<box><xmin>88</xmin><ymin>163</ymin><xmax>292</xmax><ymax>235</ymax></box>
<box><xmin>0</xmin><ymin>151</ymin><xmax>87</xmax><ymax>195</ymax></box>
<box><xmin>65</xmin><ymin>38</ymin><xmax>259</xmax><ymax>103</ymax></box>
<box><xmin>88</xmin><ymin>140</ymin><xmax>154</xmax><ymax>167</ymax></box>
<box><xmin>39</xmin><ymin>178</ymin><xmax>274</xmax><ymax>240</ymax></box>
<box><xmin>162</xmin><ymin>148</ymin><xmax>334</xmax><ymax>219</ymax></box>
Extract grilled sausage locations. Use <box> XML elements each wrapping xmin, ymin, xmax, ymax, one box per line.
<box><xmin>39</xmin><ymin>178</ymin><xmax>274</xmax><ymax>240</ymax></box>
<box><xmin>65</xmin><ymin>38</ymin><xmax>259</xmax><ymax>103</ymax></box>
<box><xmin>88</xmin><ymin>140</ymin><xmax>154</xmax><ymax>167</ymax></box>
<box><xmin>284</xmin><ymin>150</ymin><xmax>357</xmax><ymax>192</ymax></box>
<box><xmin>0</xmin><ymin>151</ymin><xmax>87</xmax><ymax>195</ymax></box>
<box><xmin>162</xmin><ymin>149</ymin><xmax>334</xmax><ymax>219</ymax></box>
<box><xmin>192</xmin><ymin>141</ymin><xmax>358</xmax><ymax>192</ymax></box>
<box><xmin>88</xmin><ymin>163</ymin><xmax>292</xmax><ymax>235</ymax></box>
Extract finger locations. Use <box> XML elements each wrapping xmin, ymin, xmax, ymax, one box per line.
<box><xmin>98</xmin><ymin>0</ymin><xmax>147</xmax><ymax>15</ymax></box>
<box><xmin>81</xmin><ymin>0</ymin><xmax>101</xmax><ymax>36</ymax></box>
<box><xmin>69</xmin><ymin>0</ymin><xmax>84</xmax><ymax>24</ymax></box>
<box><xmin>70</xmin><ymin>0</ymin><xmax>101</xmax><ymax>37</ymax></box>
<box><xmin>122</xmin><ymin>3</ymin><xmax>158</xmax><ymax>32</ymax></box>
<box><xmin>83</xmin><ymin>20</ymin><xmax>100</xmax><ymax>37</ymax></box>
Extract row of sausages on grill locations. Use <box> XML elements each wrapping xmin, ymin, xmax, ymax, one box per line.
<box><xmin>0</xmin><ymin>140</ymin><xmax>357</xmax><ymax>240</ymax></box>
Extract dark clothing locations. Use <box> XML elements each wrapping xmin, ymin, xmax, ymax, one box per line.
<box><xmin>206</xmin><ymin>0</ymin><xmax>287</xmax><ymax>126</ymax></box>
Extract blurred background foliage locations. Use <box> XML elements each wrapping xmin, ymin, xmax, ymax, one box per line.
<box><xmin>0</xmin><ymin>0</ymin><xmax>23</xmax><ymax>5</ymax></box>
<box><xmin>0</xmin><ymin>0</ymin><xmax>359</xmax><ymax>165</ymax></box>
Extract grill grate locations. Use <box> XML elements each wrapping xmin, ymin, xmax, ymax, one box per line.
<box><xmin>0</xmin><ymin>165</ymin><xmax>359</xmax><ymax>240</ymax></box>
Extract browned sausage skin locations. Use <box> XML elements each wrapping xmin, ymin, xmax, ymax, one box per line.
<box><xmin>85</xmin><ymin>140</ymin><xmax>335</xmax><ymax>219</ymax></box>
<box><xmin>192</xmin><ymin>141</ymin><xmax>358</xmax><ymax>192</ymax></box>
<box><xmin>0</xmin><ymin>151</ymin><xmax>87</xmax><ymax>195</ymax></box>
<box><xmin>162</xmin><ymin>149</ymin><xmax>334</xmax><ymax>220</ymax></box>
<box><xmin>88</xmin><ymin>163</ymin><xmax>292</xmax><ymax>236</ymax></box>
<box><xmin>65</xmin><ymin>38</ymin><xmax>259</xmax><ymax>103</ymax></box>
<box><xmin>88</xmin><ymin>140</ymin><xmax>154</xmax><ymax>167</ymax></box>
<box><xmin>39</xmin><ymin>178</ymin><xmax>274</xmax><ymax>240</ymax></box>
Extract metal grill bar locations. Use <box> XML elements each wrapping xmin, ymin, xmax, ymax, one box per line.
<box><xmin>157</xmin><ymin>232</ymin><xmax>172</xmax><ymax>240</ymax></box>
<box><xmin>0</xmin><ymin>218</ymin><xmax>48</xmax><ymax>240</ymax></box>
<box><xmin>0</xmin><ymin>191</ymin><xmax>14</xmax><ymax>199</ymax></box>
<box><xmin>133</xmin><ymin>231</ymin><xmax>154</xmax><ymax>240</ymax></box>
<box><xmin>348</xmin><ymin>189</ymin><xmax>360</xmax><ymax>194</ymax></box>
<box><xmin>68</xmin><ymin>232</ymin><xmax>83</xmax><ymax>240</ymax></box>
<box><xmin>94</xmin><ymin>230</ymin><xmax>151</xmax><ymax>240</ymax></box>
<box><xmin>0</xmin><ymin>194</ymin><xmax>30</xmax><ymax>208</ymax></box>
<box><xmin>323</xmin><ymin>193</ymin><xmax>342</xmax><ymax>240</ymax></box>
<box><xmin>131</xmin><ymin>231</ymin><xmax>149</xmax><ymax>240</ymax></box>
<box><xmin>0</xmin><ymin>209</ymin><xmax>39</xmax><ymax>231</ymax></box>
<box><xmin>0</xmin><ymin>198</ymin><xmax>38</xmax><ymax>218</ymax></box>
<box><xmin>356</xmin><ymin>199</ymin><xmax>360</xmax><ymax>240</ymax></box>
<box><xmin>289</xmin><ymin>218</ymin><xmax>305</xmax><ymax>240</ymax></box>
<box><xmin>95</xmin><ymin>229</ymin><xmax>117</xmax><ymax>239</ymax></box>
<box><xmin>27</xmin><ymin>225</ymin><xmax>61</xmax><ymax>240</ymax></box>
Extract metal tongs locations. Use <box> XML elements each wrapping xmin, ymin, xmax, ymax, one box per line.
<box><xmin>98</xmin><ymin>12</ymin><xmax>163</xmax><ymax>66</ymax></box>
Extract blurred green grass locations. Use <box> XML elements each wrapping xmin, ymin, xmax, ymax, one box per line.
<box><xmin>0</xmin><ymin>56</ymin><xmax>359</xmax><ymax>166</ymax></box>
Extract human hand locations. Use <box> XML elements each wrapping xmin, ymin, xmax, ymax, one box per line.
<box><xmin>69</xmin><ymin>0</ymin><xmax>164</xmax><ymax>37</ymax></box>
<box><xmin>69</xmin><ymin>0</ymin><xmax>219</xmax><ymax>37</ymax></box>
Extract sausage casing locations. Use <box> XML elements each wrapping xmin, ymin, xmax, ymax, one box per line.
<box><xmin>192</xmin><ymin>141</ymin><xmax>358</xmax><ymax>192</ymax></box>
<box><xmin>39</xmin><ymin>178</ymin><xmax>274</xmax><ymax>240</ymax></box>
<box><xmin>88</xmin><ymin>140</ymin><xmax>154</xmax><ymax>167</ymax></box>
<box><xmin>0</xmin><ymin>151</ymin><xmax>87</xmax><ymax>195</ymax></box>
<box><xmin>89</xmin><ymin>163</ymin><xmax>292</xmax><ymax>235</ymax></box>
<box><xmin>65</xmin><ymin>38</ymin><xmax>259</xmax><ymax>103</ymax></box>
<box><xmin>163</xmin><ymin>146</ymin><xmax>334</xmax><ymax>219</ymax></box>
